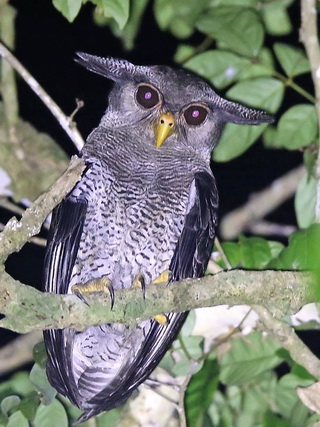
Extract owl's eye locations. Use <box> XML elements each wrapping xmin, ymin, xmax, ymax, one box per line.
<box><xmin>136</xmin><ymin>85</ymin><xmax>160</xmax><ymax>109</ymax></box>
<box><xmin>184</xmin><ymin>105</ymin><xmax>208</xmax><ymax>126</ymax></box>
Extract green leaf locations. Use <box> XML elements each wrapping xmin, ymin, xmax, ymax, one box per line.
<box><xmin>185</xmin><ymin>50</ymin><xmax>250</xmax><ymax>89</ymax></box>
<box><xmin>221</xmin><ymin>242</ymin><xmax>241</xmax><ymax>268</ymax></box>
<box><xmin>275</xmin><ymin>373</ymin><xmax>313</xmax><ymax>419</ymax></box>
<box><xmin>185</xmin><ymin>359</ymin><xmax>219</xmax><ymax>427</ymax></box>
<box><xmin>268</xmin><ymin>224</ymin><xmax>320</xmax><ymax>271</ymax></box>
<box><xmin>226</xmin><ymin>78</ymin><xmax>284</xmax><ymax>113</ymax></box>
<box><xmin>0</xmin><ymin>372</ymin><xmax>34</xmax><ymax>398</ymax></box>
<box><xmin>196</xmin><ymin>6</ymin><xmax>264</xmax><ymax>57</ymax></box>
<box><xmin>274</xmin><ymin>43</ymin><xmax>310</xmax><ymax>77</ymax></box>
<box><xmin>98</xmin><ymin>0</ymin><xmax>149</xmax><ymax>50</ymax></box>
<box><xmin>154</xmin><ymin>0</ymin><xmax>210</xmax><ymax>39</ymax></box>
<box><xmin>295</xmin><ymin>173</ymin><xmax>317</xmax><ymax>228</ymax></box>
<box><xmin>273</xmin><ymin>105</ymin><xmax>317</xmax><ymax>150</ymax></box>
<box><xmin>261</xmin><ymin>3</ymin><xmax>292</xmax><ymax>36</ymax></box>
<box><xmin>52</xmin><ymin>0</ymin><xmax>82</xmax><ymax>22</ymax></box>
<box><xmin>220</xmin><ymin>332</ymin><xmax>283</xmax><ymax>386</ymax></box>
<box><xmin>33</xmin><ymin>400</ymin><xmax>68</xmax><ymax>427</ymax></box>
<box><xmin>221</xmin><ymin>237</ymin><xmax>277</xmax><ymax>270</ymax></box>
<box><xmin>268</xmin><ymin>241</ymin><xmax>285</xmax><ymax>259</ymax></box>
<box><xmin>239</xmin><ymin>235</ymin><xmax>273</xmax><ymax>269</ymax></box>
<box><xmin>1</xmin><ymin>396</ymin><xmax>20</xmax><ymax>416</ymax></box>
<box><xmin>33</xmin><ymin>342</ymin><xmax>47</xmax><ymax>369</ymax></box>
<box><xmin>169</xmin><ymin>336</ymin><xmax>204</xmax><ymax>376</ymax></box>
<box><xmin>184</xmin><ymin>48</ymin><xmax>275</xmax><ymax>89</ymax></box>
<box><xmin>6</xmin><ymin>411</ymin><xmax>28</xmax><ymax>427</ymax></box>
<box><xmin>19</xmin><ymin>392</ymin><xmax>40</xmax><ymax>422</ymax></box>
<box><xmin>263</xmin><ymin>411</ymin><xmax>291</xmax><ymax>427</ymax></box>
<box><xmin>98</xmin><ymin>0</ymin><xmax>130</xmax><ymax>29</ymax></box>
<box><xmin>213</xmin><ymin>122</ymin><xmax>267</xmax><ymax>162</ymax></box>
<box><xmin>174</xmin><ymin>44</ymin><xmax>196</xmax><ymax>64</ymax></box>
<box><xmin>29</xmin><ymin>364</ymin><xmax>57</xmax><ymax>405</ymax></box>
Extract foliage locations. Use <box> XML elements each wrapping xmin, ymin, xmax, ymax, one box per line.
<box><xmin>1</xmin><ymin>0</ymin><xmax>320</xmax><ymax>426</ymax></box>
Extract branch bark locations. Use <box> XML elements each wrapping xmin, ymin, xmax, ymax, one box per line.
<box><xmin>0</xmin><ymin>269</ymin><xmax>312</xmax><ymax>334</ymax></box>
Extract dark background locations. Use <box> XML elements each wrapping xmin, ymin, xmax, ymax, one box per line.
<box><xmin>2</xmin><ymin>1</ymin><xmax>312</xmax><ymax>352</ymax></box>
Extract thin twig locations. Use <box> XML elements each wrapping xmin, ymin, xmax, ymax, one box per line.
<box><xmin>0</xmin><ymin>41</ymin><xmax>85</xmax><ymax>151</ymax></box>
<box><xmin>176</xmin><ymin>360</ymin><xmax>198</xmax><ymax>427</ymax></box>
<box><xmin>300</xmin><ymin>0</ymin><xmax>320</xmax><ymax>222</ymax></box>
<box><xmin>220</xmin><ymin>165</ymin><xmax>305</xmax><ymax>239</ymax></box>
<box><xmin>215</xmin><ymin>237</ymin><xmax>232</xmax><ymax>270</ymax></box>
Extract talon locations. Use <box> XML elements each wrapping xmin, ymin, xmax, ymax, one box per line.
<box><xmin>72</xmin><ymin>287</ymin><xmax>90</xmax><ymax>306</ymax></box>
<box><xmin>152</xmin><ymin>270</ymin><xmax>172</xmax><ymax>286</ymax></box>
<box><xmin>132</xmin><ymin>273</ymin><xmax>146</xmax><ymax>299</ymax></box>
<box><xmin>153</xmin><ymin>314</ymin><xmax>168</xmax><ymax>325</ymax></box>
<box><xmin>71</xmin><ymin>277</ymin><xmax>114</xmax><ymax>309</ymax></box>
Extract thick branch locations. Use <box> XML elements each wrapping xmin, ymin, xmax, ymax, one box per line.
<box><xmin>0</xmin><ymin>269</ymin><xmax>312</xmax><ymax>334</ymax></box>
<box><xmin>0</xmin><ymin>156</ymin><xmax>85</xmax><ymax>263</ymax></box>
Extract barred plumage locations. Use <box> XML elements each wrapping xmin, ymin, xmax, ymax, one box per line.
<box><xmin>43</xmin><ymin>54</ymin><xmax>273</xmax><ymax>423</ymax></box>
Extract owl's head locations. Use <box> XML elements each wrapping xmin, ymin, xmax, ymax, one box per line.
<box><xmin>76</xmin><ymin>53</ymin><xmax>273</xmax><ymax>156</ymax></box>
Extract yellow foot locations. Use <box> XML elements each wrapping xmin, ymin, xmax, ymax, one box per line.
<box><xmin>151</xmin><ymin>270</ymin><xmax>172</xmax><ymax>286</ymax></box>
<box><xmin>153</xmin><ymin>314</ymin><xmax>169</xmax><ymax>325</ymax></box>
<box><xmin>132</xmin><ymin>273</ymin><xmax>146</xmax><ymax>299</ymax></box>
<box><xmin>152</xmin><ymin>271</ymin><xmax>171</xmax><ymax>325</ymax></box>
<box><xmin>71</xmin><ymin>276</ymin><xmax>115</xmax><ymax>309</ymax></box>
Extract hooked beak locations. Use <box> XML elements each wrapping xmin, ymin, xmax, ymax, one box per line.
<box><xmin>154</xmin><ymin>112</ymin><xmax>175</xmax><ymax>148</ymax></box>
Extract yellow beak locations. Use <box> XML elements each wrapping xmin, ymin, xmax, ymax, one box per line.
<box><xmin>154</xmin><ymin>112</ymin><xmax>175</xmax><ymax>148</ymax></box>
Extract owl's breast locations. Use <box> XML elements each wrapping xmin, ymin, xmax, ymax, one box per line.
<box><xmin>69</xmin><ymin>157</ymin><xmax>192</xmax><ymax>291</ymax></box>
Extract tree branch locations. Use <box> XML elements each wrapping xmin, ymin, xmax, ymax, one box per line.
<box><xmin>0</xmin><ymin>155</ymin><xmax>85</xmax><ymax>263</ymax></box>
<box><xmin>253</xmin><ymin>305</ymin><xmax>320</xmax><ymax>379</ymax></box>
<box><xmin>220</xmin><ymin>165</ymin><xmax>305</xmax><ymax>239</ymax></box>
<box><xmin>0</xmin><ymin>41</ymin><xmax>85</xmax><ymax>151</ymax></box>
<box><xmin>0</xmin><ymin>269</ymin><xmax>312</xmax><ymax>334</ymax></box>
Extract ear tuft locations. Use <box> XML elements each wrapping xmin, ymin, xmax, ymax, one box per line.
<box><xmin>210</xmin><ymin>93</ymin><xmax>274</xmax><ymax>125</ymax></box>
<box><xmin>75</xmin><ymin>52</ymin><xmax>138</xmax><ymax>81</ymax></box>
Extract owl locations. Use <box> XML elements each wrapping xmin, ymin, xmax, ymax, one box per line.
<box><xmin>43</xmin><ymin>53</ymin><xmax>273</xmax><ymax>423</ymax></box>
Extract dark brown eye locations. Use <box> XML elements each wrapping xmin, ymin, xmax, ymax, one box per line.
<box><xmin>136</xmin><ymin>85</ymin><xmax>160</xmax><ymax>109</ymax></box>
<box><xmin>184</xmin><ymin>105</ymin><xmax>208</xmax><ymax>126</ymax></box>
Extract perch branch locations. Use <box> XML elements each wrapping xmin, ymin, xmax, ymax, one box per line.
<box><xmin>0</xmin><ymin>41</ymin><xmax>85</xmax><ymax>151</ymax></box>
<box><xmin>300</xmin><ymin>0</ymin><xmax>320</xmax><ymax>222</ymax></box>
<box><xmin>0</xmin><ymin>269</ymin><xmax>313</xmax><ymax>334</ymax></box>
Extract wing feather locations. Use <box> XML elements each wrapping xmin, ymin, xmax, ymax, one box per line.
<box><xmin>43</xmin><ymin>194</ymin><xmax>88</xmax><ymax>404</ymax></box>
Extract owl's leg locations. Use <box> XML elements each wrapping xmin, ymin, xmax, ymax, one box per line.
<box><xmin>132</xmin><ymin>271</ymin><xmax>171</xmax><ymax>325</ymax></box>
<box><xmin>71</xmin><ymin>276</ymin><xmax>115</xmax><ymax>309</ymax></box>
